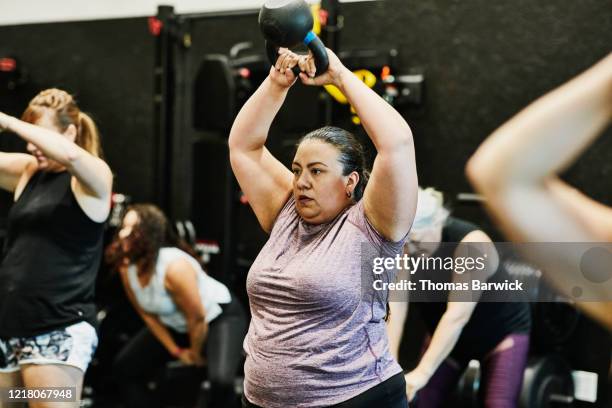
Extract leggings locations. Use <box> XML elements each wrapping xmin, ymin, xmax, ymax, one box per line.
<box><xmin>242</xmin><ymin>372</ymin><xmax>408</xmax><ymax>408</ymax></box>
<box><xmin>113</xmin><ymin>295</ymin><xmax>247</xmax><ymax>408</ymax></box>
<box><xmin>416</xmin><ymin>333</ymin><xmax>529</xmax><ymax>408</ymax></box>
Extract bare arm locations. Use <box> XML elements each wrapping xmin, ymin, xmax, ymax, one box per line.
<box><xmin>119</xmin><ymin>267</ymin><xmax>182</xmax><ymax>356</ymax></box>
<box><xmin>165</xmin><ymin>258</ymin><xmax>208</xmax><ymax>363</ymax></box>
<box><xmin>228</xmin><ymin>53</ymin><xmax>302</xmax><ymax>233</ymax></box>
<box><xmin>466</xmin><ymin>53</ymin><xmax>612</xmax><ymax>329</ymax></box>
<box><xmin>405</xmin><ymin>230</ymin><xmax>498</xmax><ymax>400</ymax></box>
<box><xmin>467</xmin><ymin>54</ymin><xmax>612</xmax><ymax>190</ymax></box>
<box><xmin>0</xmin><ymin>151</ymin><xmax>35</xmax><ymax>193</ymax></box>
<box><xmin>387</xmin><ymin>296</ymin><xmax>409</xmax><ymax>361</ymax></box>
<box><xmin>339</xmin><ymin>64</ymin><xmax>417</xmax><ymax>242</ymax></box>
<box><xmin>546</xmin><ymin>180</ymin><xmax>612</xmax><ymax>241</ymax></box>
<box><xmin>300</xmin><ymin>50</ymin><xmax>418</xmax><ymax>241</ymax></box>
<box><xmin>0</xmin><ymin>112</ymin><xmax>112</xmax><ymax>200</ymax></box>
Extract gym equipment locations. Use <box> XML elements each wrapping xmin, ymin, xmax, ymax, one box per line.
<box><xmin>175</xmin><ymin>220</ymin><xmax>197</xmax><ymax>247</ymax></box>
<box><xmin>451</xmin><ymin>355</ymin><xmax>574</xmax><ymax>408</ymax></box>
<box><xmin>0</xmin><ymin>56</ymin><xmax>28</xmax><ymax>91</ymax></box>
<box><xmin>195</xmin><ymin>240</ymin><xmax>220</xmax><ymax>265</ymax></box>
<box><xmin>193</xmin><ymin>44</ymin><xmax>269</xmax><ymax>132</ymax></box>
<box><xmin>452</xmin><ymin>360</ymin><xmax>481</xmax><ymax>408</ymax></box>
<box><xmin>193</xmin><ymin>55</ymin><xmax>236</xmax><ymax>132</ymax></box>
<box><xmin>324</xmin><ymin>69</ymin><xmax>376</xmax><ymax>104</ymax></box>
<box><xmin>174</xmin><ymin>219</ymin><xmax>220</xmax><ymax>265</ymax></box>
<box><xmin>108</xmin><ymin>193</ymin><xmax>131</xmax><ymax>228</ymax></box>
<box><xmin>259</xmin><ymin>0</ymin><xmax>329</xmax><ymax>76</ymax></box>
<box><xmin>184</xmin><ymin>220</ymin><xmax>196</xmax><ymax>247</ymax></box>
<box><xmin>324</xmin><ymin>69</ymin><xmax>376</xmax><ymax>125</ymax></box>
<box><xmin>519</xmin><ymin>355</ymin><xmax>574</xmax><ymax>408</ymax></box>
<box><xmin>532</xmin><ymin>300</ymin><xmax>581</xmax><ymax>349</ymax></box>
<box><xmin>382</xmin><ymin>70</ymin><xmax>425</xmax><ymax>106</ymax></box>
<box><xmin>175</xmin><ymin>220</ymin><xmax>187</xmax><ymax>242</ymax></box>
<box><xmin>152</xmin><ymin>5</ymin><xmax>261</xmax><ymax>216</ymax></box>
<box><xmin>318</xmin><ymin>48</ymin><xmax>424</xmax><ymax>125</ymax></box>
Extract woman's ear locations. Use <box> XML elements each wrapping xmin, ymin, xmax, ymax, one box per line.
<box><xmin>346</xmin><ymin>171</ymin><xmax>360</xmax><ymax>195</ymax></box>
<box><xmin>64</xmin><ymin>124</ymin><xmax>77</xmax><ymax>142</ymax></box>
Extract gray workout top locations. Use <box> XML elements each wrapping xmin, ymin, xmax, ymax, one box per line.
<box><xmin>244</xmin><ymin>197</ymin><xmax>405</xmax><ymax>407</ymax></box>
<box><xmin>128</xmin><ymin>247</ymin><xmax>231</xmax><ymax>333</ymax></box>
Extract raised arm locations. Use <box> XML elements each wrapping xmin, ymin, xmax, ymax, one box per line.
<box><xmin>466</xmin><ymin>53</ymin><xmax>612</xmax><ymax>329</ymax></box>
<box><xmin>0</xmin><ymin>112</ymin><xmax>112</xmax><ymax>201</ymax></box>
<box><xmin>165</xmin><ymin>258</ymin><xmax>208</xmax><ymax>366</ymax></box>
<box><xmin>228</xmin><ymin>51</ymin><xmax>303</xmax><ymax>233</ymax></box>
<box><xmin>299</xmin><ymin>49</ymin><xmax>418</xmax><ymax>241</ymax></box>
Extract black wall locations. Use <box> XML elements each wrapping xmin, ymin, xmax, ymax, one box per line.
<box><xmin>338</xmin><ymin>0</ymin><xmax>612</xmax><ymax>233</ymax></box>
<box><xmin>1</xmin><ymin>0</ymin><xmax>610</xmax><ymax>225</ymax></box>
<box><xmin>0</xmin><ymin>2</ymin><xmax>610</xmax><ymax>404</ymax></box>
<box><xmin>0</xmin><ymin>17</ymin><xmax>156</xmax><ymax>208</ymax></box>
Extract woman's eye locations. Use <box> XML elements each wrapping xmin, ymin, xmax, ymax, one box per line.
<box><xmin>311</xmin><ymin>168</ymin><xmax>322</xmax><ymax>175</ymax></box>
<box><xmin>292</xmin><ymin>168</ymin><xmax>300</xmax><ymax>175</ymax></box>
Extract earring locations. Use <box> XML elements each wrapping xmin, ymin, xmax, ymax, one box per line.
<box><xmin>346</xmin><ymin>191</ymin><xmax>352</xmax><ymax>198</ymax></box>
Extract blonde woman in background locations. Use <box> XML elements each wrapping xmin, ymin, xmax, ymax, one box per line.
<box><xmin>0</xmin><ymin>89</ymin><xmax>112</xmax><ymax>408</ymax></box>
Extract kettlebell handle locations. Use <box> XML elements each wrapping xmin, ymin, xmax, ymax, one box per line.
<box><xmin>265</xmin><ymin>31</ymin><xmax>329</xmax><ymax>77</ymax></box>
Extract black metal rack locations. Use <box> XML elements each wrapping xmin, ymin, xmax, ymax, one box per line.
<box><xmin>151</xmin><ymin>3</ymin><xmax>343</xmax><ymax>281</ymax></box>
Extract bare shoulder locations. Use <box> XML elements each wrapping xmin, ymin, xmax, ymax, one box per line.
<box><xmin>17</xmin><ymin>153</ymin><xmax>37</xmax><ymax>169</ymax></box>
<box><xmin>73</xmin><ymin>156</ymin><xmax>113</xmax><ymax>195</ymax></box>
<box><xmin>164</xmin><ymin>258</ymin><xmax>198</xmax><ymax>290</ymax></box>
<box><xmin>458</xmin><ymin>229</ymin><xmax>499</xmax><ymax>279</ymax></box>
<box><xmin>70</xmin><ymin>158</ymin><xmax>113</xmax><ymax>222</ymax></box>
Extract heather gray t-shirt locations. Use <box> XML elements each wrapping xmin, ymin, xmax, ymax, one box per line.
<box><xmin>244</xmin><ymin>197</ymin><xmax>405</xmax><ymax>407</ymax></box>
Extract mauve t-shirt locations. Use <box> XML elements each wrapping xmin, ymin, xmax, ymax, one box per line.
<box><xmin>243</xmin><ymin>196</ymin><xmax>406</xmax><ymax>407</ymax></box>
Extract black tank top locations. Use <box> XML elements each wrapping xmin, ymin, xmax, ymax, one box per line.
<box><xmin>413</xmin><ymin>217</ymin><xmax>531</xmax><ymax>362</ymax></box>
<box><xmin>0</xmin><ymin>170</ymin><xmax>104</xmax><ymax>338</ymax></box>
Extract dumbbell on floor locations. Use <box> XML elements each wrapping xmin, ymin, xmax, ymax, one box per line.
<box><xmin>450</xmin><ymin>355</ymin><xmax>574</xmax><ymax>408</ymax></box>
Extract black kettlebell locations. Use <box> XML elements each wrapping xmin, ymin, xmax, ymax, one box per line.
<box><xmin>259</xmin><ymin>0</ymin><xmax>329</xmax><ymax>77</ymax></box>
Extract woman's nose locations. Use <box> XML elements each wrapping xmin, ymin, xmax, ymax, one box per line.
<box><xmin>296</xmin><ymin>173</ymin><xmax>311</xmax><ymax>189</ymax></box>
<box><xmin>118</xmin><ymin>228</ymin><xmax>129</xmax><ymax>239</ymax></box>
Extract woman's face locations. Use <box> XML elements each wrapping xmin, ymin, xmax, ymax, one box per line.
<box><xmin>119</xmin><ymin>210</ymin><xmax>140</xmax><ymax>252</ymax></box>
<box><xmin>292</xmin><ymin>140</ymin><xmax>356</xmax><ymax>224</ymax></box>
<box><xmin>27</xmin><ymin>110</ymin><xmax>76</xmax><ymax>171</ymax></box>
